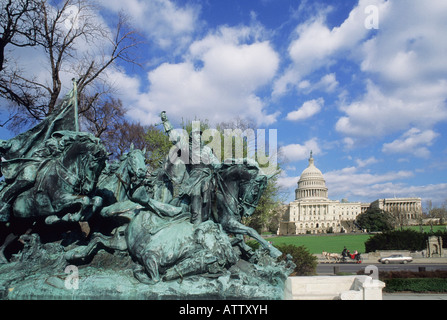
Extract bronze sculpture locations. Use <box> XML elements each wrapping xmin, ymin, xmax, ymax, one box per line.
<box><xmin>0</xmin><ymin>82</ymin><xmax>293</xmax><ymax>299</ymax></box>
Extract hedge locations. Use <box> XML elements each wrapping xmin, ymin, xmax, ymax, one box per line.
<box><xmin>384</xmin><ymin>278</ymin><xmax>447</xmax><ymax>293</ymax></box>
<box><xmin>365</xmin><ymin>229</ymin><xmax>426</xmax><ymax>252</ymax></box>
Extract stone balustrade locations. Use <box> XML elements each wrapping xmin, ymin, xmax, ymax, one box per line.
<box><xmin>284</xmin><ymin>275</ymin><xmax>385</xmax><ymax>300</ymax></box>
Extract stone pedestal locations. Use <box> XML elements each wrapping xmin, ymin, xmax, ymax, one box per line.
<box><xmin>284</xmin><ymin>275</ymin><xmax>386</xmax><ymax>300</ymax></box>
<box><xmin>1</xmin><ymin>249</ymin><xmax>289</xmax><ymax>300</ymax></box>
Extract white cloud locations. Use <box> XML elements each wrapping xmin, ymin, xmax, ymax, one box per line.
<box><xmin>132</xmin><ymin>26</ymin><xmax>280</xmax><ymax>126</ymax></box>
<box><xmin>355</xmin><ymin>156</ymin><xmax>379</xmax><ymax>168</ymax></box>
<box><xmin>286</xmin><ymin>98</ymin><xmax>324</xmax><ymax>121</ymax></box>
<box><xmin>382</xmin><ymin>128</ymin><xmax>439</xmax><ymax>158</ymax></box>
<box><xmin>98</xmin><ymin>0</ymin><xmax>200</xmax><ymax>50</ymax></box>
<box><xmin>277</xmin><ymin>170</ymin><xmax>299</xmax><ymax>190</ymax></box>
<box><xmin>335</xmin><ymin>81</ymin><xmax>447</xmax><ymax>138</ymax></box>
<box><xmin>273</xmin><ymin>0</ymin><xmax>387</xmax><ymax>97</ymax></box>
<box><xmin>336</xmin><ymin>0</ymin><xmax>447</xmax><ymax>140</ymax></box>
<box><xmin>360</xmin><ymin>1</ymin><xmax>447</xmax><ymax>85</ymax></box>
<box><xmin>279</xmin><ymin>138</ymin><xmax>321</xmax><ymax>162</ymax></box>
<box><xmin>317</xmin><ymin>73</ymin><xmax>338</xmax><ymax>93</ymax></box>
<box><xmin>324</xmin><ymin>166</ymin><xmax>414</xmax><ymax>201</ymax></box>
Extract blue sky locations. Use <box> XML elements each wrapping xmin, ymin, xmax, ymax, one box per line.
<box><xmin>1</xmin><ymin>0</ymin><xmax>447</xmax><ymax>208</ymax></box>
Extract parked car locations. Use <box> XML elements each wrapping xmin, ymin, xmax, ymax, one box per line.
<box><xmin>379</xmin><ymin>254</ymin><xmax>413</xmax><ymax>264</ymax></box>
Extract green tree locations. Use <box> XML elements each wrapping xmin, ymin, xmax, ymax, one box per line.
<box><xmin>144</xmin><ymin>125</ymin><xmax>172</xmax><ymax>170</ymax></box>
<box><xmin>365</xmin><ymin>229</ymin><xmax>426</xmax><ymax>252</ymax></box>
<box><xmin>356</xmin><ymin>207</ymin><xmax>394</xmax><ymax>232</ymax></box>
<box><xmin>275</xmin><ymin>244</ymin><xmax>317</xmax><ymax>276</ymax></box>
<box><xmin>243</xmin><ymin>173</ymin><xmax>284</xmax><ymax>233</ymax></box>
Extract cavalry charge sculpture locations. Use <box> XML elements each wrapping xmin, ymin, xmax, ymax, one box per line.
<box><xmin>0</xmin><ymin>82</ymin><xmax>293</xmax><ymax>299</ymax></box>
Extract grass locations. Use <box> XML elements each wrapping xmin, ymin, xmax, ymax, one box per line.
<box><xmin>266</xmin><ymin>225</ymin><xmax>446</xmax><ymax>255</ymax></box>
<box><xmin>269</xmin><ymin>234</ymin><xmax>372</xmax><ymax>254</ymax></box>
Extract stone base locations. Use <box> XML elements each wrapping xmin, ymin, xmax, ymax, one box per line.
<box><xmin>1</xmin><ymin>248</ymin><xmax>289</xmax><ymax>300</ymax></box>
<box><xmin>284</xmin><ymin>275</ymin><xmax>385</xmax><ymax>300</ymax></box>
<box><xmin>2</xmin><ymin>267</ymin><xmax>286</xmax><ymax>300</ymax></box>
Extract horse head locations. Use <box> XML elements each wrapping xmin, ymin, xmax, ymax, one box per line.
<box><xmin>238</xmin><ymin>172</ymin><xmax>268</xmax><ymax>217</ymax></box>
<box><xmin>217</xmin><ymin>160</ymin><xmax>269</xmax><ymax>219</ymax></box>
<box><xmin>55</xmin><ymin>131</ymin><xmax>108</xmax><ymax>194</ymax></box>
<box><xmin>123</xmin><ymin>148</ymin><xmax>147</xmax><ymax>181</ymax></box>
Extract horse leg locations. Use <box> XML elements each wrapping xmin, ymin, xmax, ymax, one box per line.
<box><xmin>83</xmin><ymin>196</ymin><xmax>103</xmax><ymax>222</ymax></box>
<box><xmin>65</xmin><ymin>229</ymin><xmax>128</xmax><ymax>263</ymax></box>
<box><xmin>132</xmin><ymin>263</ymin><xmax>154</xmax><ymax>284</ymax></box>
<box><xmin>223</xmin><ymin>219</ymin><xmax>282</xmax><ymax>259</ymax></box>
<box><xmin>231</xmin><ymin>234</ymin><xmax>255</xmax><ymax>258</ymax></box>
<box><xmin>65</xmin><ymin>235</ymin><xmax>102</xmax><ymax>263</ymax></box>
<box><xmin>100</xmin><ymin>200</ymin><xmax>142</xmax><ymax>221</ymax></box>
<box><xmin>0</xmin><ymin>233</ymin><xmax>18</xmax><ymax>264</ymax></box>
<box><xmin>0</xmin><ymin>176</ymin><xmax>35</xmax><ymax>221</ymax></box>
<box><xmin>45</xmin><ymin>195</ymin><xmax>91</xmax><ymax>225</ymax></box>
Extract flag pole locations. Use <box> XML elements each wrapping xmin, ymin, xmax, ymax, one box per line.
<box><xmin>72</xmin><ymin>78</ymin><xmax>79</xmax><ymax>132</ymax></box>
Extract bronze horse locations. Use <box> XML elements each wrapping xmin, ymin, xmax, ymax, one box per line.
<box><xmin>213</xmin><ymin>159</ymin><xmax>282</xmax><ymax>259</ymax></box>
<box><xmin>9</xmin><ymin>131</ymin><xmax>107</xmax><ymax>224</ymax></box>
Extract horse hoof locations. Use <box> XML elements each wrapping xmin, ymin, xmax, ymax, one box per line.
<box><xmin>271</xmin><ymin>248</ymin><xmax>282</xmax><ymax>259</ymax></box>
<box><xmin>45</xmin><ymin>215</ymin><xmax>60</xmax><ymax>225</ymax></box>
<box><xmin>0</xmin><ymin>252</ymin><xmax>9</xmax><ymax>264</ymax></box>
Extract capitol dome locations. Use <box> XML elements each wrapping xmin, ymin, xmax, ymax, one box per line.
<box><xmin>295</xmin><ymin>152</ymin><xmax>328</xmax><ymax>200</ymax></box>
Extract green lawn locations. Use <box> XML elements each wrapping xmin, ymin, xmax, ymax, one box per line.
<box><xmin>269</xmin><ymin>234</ymin><xmax>372</xmax><ymax>254</ymax></box>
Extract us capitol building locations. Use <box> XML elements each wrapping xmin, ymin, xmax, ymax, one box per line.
<box><xmin>278</xmin><ymin>152</ymin><xmax>422</xmax><ymax>235</ymax></box>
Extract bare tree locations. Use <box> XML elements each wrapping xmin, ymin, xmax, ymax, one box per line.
<box><xmin>102</xmin><ymin>118</ymin><xmax>151</xmax><ymax>159</ymax></box>
<box><xmin>81</xmin><ymin>95</ymin><xmax>126</xmax><ymax>139</ymax></box>
<box><xmin>0</xmin><ymin>0</ymin><xmax>142</xmax><ymax>132</ymax></box>
<box><xmin>0</xmin><ymin>0</ymin><xmax>39</xmax><ymax>72</ymax></box>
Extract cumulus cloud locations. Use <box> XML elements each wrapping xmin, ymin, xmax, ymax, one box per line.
<box><xmin>98</xmin><ymin>0</ymin><xmax>200</xmax><ymax>50</ymax></box>
<box><xmin>273</xmin><ymin>0</ymin><xmax>386</xmax><ymax>97</ymax></box>
<box><xmin>355</xmin><ymin>156</ymin><xmax>379</xmax><ymax>168</ymax></box>
<box><xmin>279</xmin><ymin>138</ymin><xmax>321</xmax><ymax>162</ymax></box>
<box><xmin>132</xmin><ymin>26</ymin><xmax>280</xmax><ymax>126</ymax></box>
<box><xmin>360</xmin><ymin>1</ymin><xmax>447</xmax><ymax>85</ymax></box>
<box><xmin>335</xmin><ymin>81</ymin><xmax>447</xmax><ymax>138</ymax></box>
<box><xmin>382</xmin><ymin>128</ymin><xmax>439</xmax><ymax>158</ymax></box>
<box><xmin>324</xmin><ymin>166</ymin><xmax>414</xmax><ymax>201</ymax></box>
<box><xmin>286</xmin><ymin>98</ymin><xmax>324</xmax><ymax>121</ymax></box>
<box><xmin>336</xmin><ymin>0</ymin><xmax>447</xmax><ymax>141</ymax></box>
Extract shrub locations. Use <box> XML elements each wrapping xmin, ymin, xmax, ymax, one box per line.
<box><xmin>365</xmin><ymin>229</ymin><xmax>426</xmax><ymax>252</ymax></box>
<box><xmin>384</xmin><ymin>278</ymin><xmax>447</xmax><ymax>293</ymax></box>
<box><xmin>356</xmin><ymin>208</ymin><xmax>394</xmax><ymax>232</ymax></box>
<box><xmin>275</xmin><ymin>244</ymin><xmax>317</xmax><ymax>276</ymax></box>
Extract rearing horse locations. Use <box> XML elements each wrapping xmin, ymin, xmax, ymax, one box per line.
<box><xmin>214</xmin><ymin>159</ymin><xmax>282</xmax><ymax>259</ymax></box>
<box><xmin>96</xmin><ymin>145</ymin><xmax>148</xmax><ymax>208</ymax></box>
<box><xmin>10</xmin><ymin>131</ymin><xmax>107</xmax><ymax>224</ymax></box>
